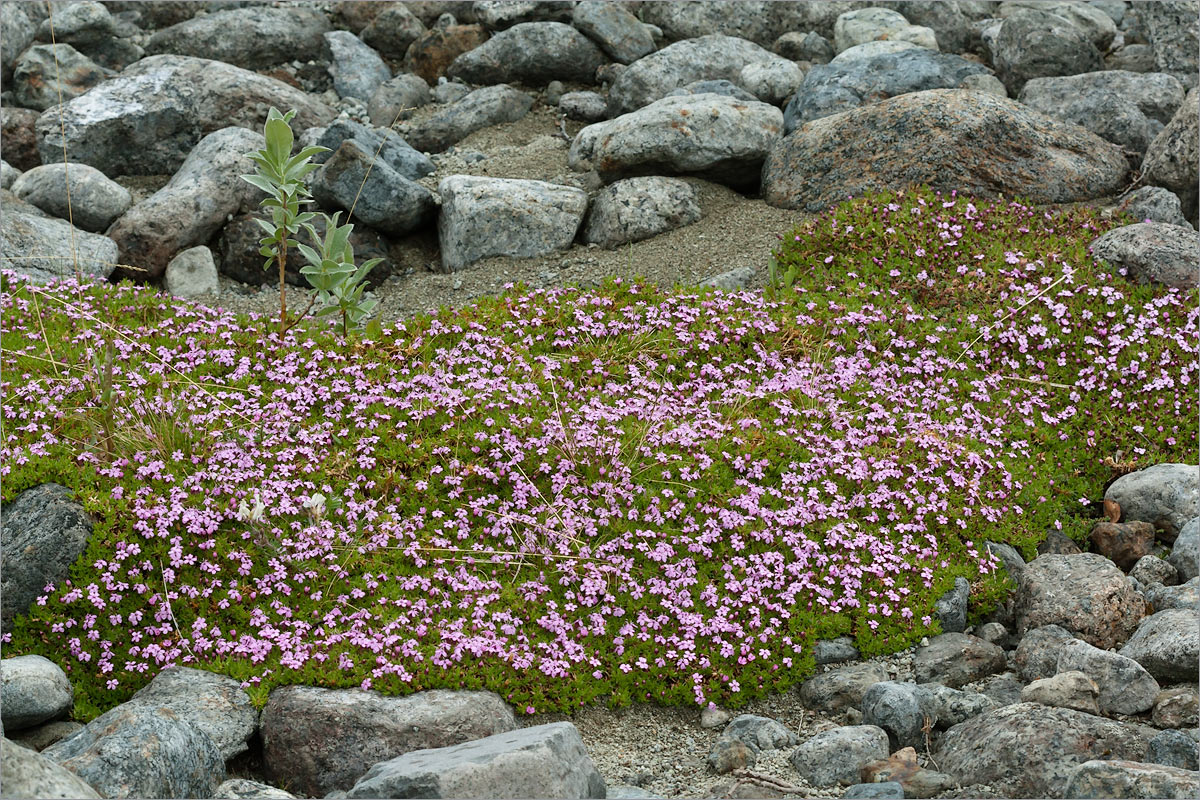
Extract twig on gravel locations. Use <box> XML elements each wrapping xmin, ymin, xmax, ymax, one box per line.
<box><xmin>729</xmin><ymin>769</ymin><xmax>812</xmax><ymax>796</ymax></box>
<box><xmin>555</xmin><ymin>113</ymin><xmax>571</xmax><ymax>143</ymax></box>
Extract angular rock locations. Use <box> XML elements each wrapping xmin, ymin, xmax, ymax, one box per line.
<box><xmin>1145</xmin><ymin>576</ymin><xmax>1199</xmax><ymax>612</ymax></box>
<box><xmin>344</xmin><ymin>722</ymin><xmax>604</xmax><ymax>799</ymax></box>
<box><xmin>969</xmin><ymin>672</ymin><xmax>1025</xmax><ymax>707</ymax></box>
<box><xmin>975</xmin><ymin>621</ymin><xmax>1010</xmax><ymax>649</ymax></box>
<box><xmin>800</xmin><ymin>662</ymin><xmax>889</xmax><ymax>712</ymax></box>
<box><xmin>560</xmin><ymin>91</ymin><xmax>609</xmax><ymax>122</ymax></box>
<box><xmin>447</xmin><ymin>22</ymin><xmax>605</xmax><ymax>86</ymax></box>
<box><xmin>773</xmin><ymin>31</ymin><xmax>834</xmax><ymax>64</ymax></box>
<box><xmin>706</xmin><ymin>736</ymin><xmax>756</xmax><ymax>774</ymax></box>
<box><xmin>312</xmin><ymin>139</ymin><xmax>436</xmax><ymax>237</ymax></box>
<box><xmin>8</xmin><ymin>720</ymin><xmax>83</xmax><ymax>753</ymax></box>
<box><xmin>739</xmin><ymin>58</ymin><xmax>804</xmax><ymax>106</ymax></box>
<box><xmin>860</xmin><ymin>747</ymin><xmax>958</xmax><ymax>799</ymax></box>
<box><xmin>1091</xmin><ymin>223</ymin><xmax>1200</xmax><ymax>290</ymax></box>
<box><xmin>399</xmin><ymin>83</ymin><xmax>533</xmax><ymax>154</ymax></box>
<box><xmin>1143</xmin><ymin>89</ymin><xmax>1199</xmax><ymax>226</ymax></box>
<box><xmin>700</xmin><ymin>705</ymin><xmax>731</xmax><ymax>729</ymax></box>
<box><xmin>934</xmin><ymin>577</ymin><xmax>970</xmax><ymax>634</ymax></box>
<box><xmin>472</xmin><ymin>1</ymin><xmax>575</xmax><ymax>30</ymax></box>
<box><xmin>43</xmin><ymin>703</ymin><xmax>225</xmax><ymax>799</ymax></box>
<box><xmin>920</xmin><ymin>683</ymin><xmax>998</xmax><ymax>728</ymax></box>
<box><xmin>368</xmin><ymin>73</ymin><xmax>432</xmax><ymax>126</ymax></box>
<box><xmin>831</xmin><ymin>39</ymin><xmax>921</xmax><ymax>64</ymax></box>
<box><xmin>1</xmin><ymin>107</ymin><xmax>41</xmax><ymax>172</ymax></box>
<box><xmin>1114</xmin><ymin>187</ymin><xmax>1194</xmax><ymax>230</ymax></box>
<box><xmin>1</xmin><ymin>160</ymin><xmax>18</xmax><ymax>191</ymax></box>
<box><xmin>107</xmin><ymin>126</ymin><xmax>263</xmax><ymax>281</ymax></box>
<box><xmin>637</xmin><ymin>0</ymin><xmax>786</xmax><ymax>46</ymax></box>
<box><xmin>0</xmin><ymin>3</ymin><xmax>37</xmax><ymax>84</ymax></box>
<box><xmin>1015</xmin><ymin>624</ymin><xmax>1084</xmax><ymax>683</ymax></box>
<box><xmin>607</xmin><ymin>34</ymin><xmax>780</xmax><ymax>115</ymax></box>
<box><xmin>1057</xmin><ymin>639</ymin><xmax>1161</xmax><ymax>716</ymax></box>
<box><xmin>721</xmin><ymin>714</ymin><xmax>797</xmax><ymax>753</ymax></box>
<box><xmin>0</xmin><ymin>484</ymin><xmax>94</xmax><ymax>630</ymax></box>
<box><xmin>844</xmin><ymin>780</ymin><xmax>905</xmax><ymax>799</ymax></box>
<box><xmin>570</xmin><ymin>93</ymin><xmax>782</xmax><ymax>189</ymax></box>
<box><xmin>1168</xmin><ymin>518</ymin><xmax>1198</xmax><ymax>580</ymax></box>
<box><xmin>666</xmin><ymin>79</ymin><xmax>759</xmax><ymax>103</ymax></box>
<box><xmin>1021</xmin><ymin>670</ymin><xmax>1102</xmax><ymax>715</ymax></box>
<box><xmin>402</xmin><ymin>24</ymin><xmax>488</xmax><ymax>84</ymax></box>
<box><xmin>860</xmin><ymin>681</ymin><xmax>935</xmax><ymax>750</ymax></box>
<box><xmin>261</xmin><ymin>686</ymin><xmax>516</xmax><ymax>797</ymax></box>
<box><xmin>12</xmin><ymin>44</ymin><xmax>111</xmax><ymax>112</ymax></box>
<box><xmin>1141</xmin><ymin>1</ymin><xmax>1200</xmax><ymax>83</ymax></box>
<box><xmin>572</xmin><ymin>2</ymin><xmax>655</xmax><ymax>64</ymax></box>
<box><xmin>1038</xmin><ymin>529</ymin><xmax>1083</xmax><ymax>557</ymax></box>
<box><xmin>1153</xmin><ymin>687</ymin><xmax>1199</xmax><ymax>729</ymax></box>
<box><xmin>438</xmin><ymin>176</ymin><xmax>587</xmax><ymax>272</ymax></box>
<box><xmin>1090</xmin><ymin>520</ymin><xmax>1159</xmax><ymax>571</ymax></box>
<box><xmin>1022</xmin><ymin>70</ymin><xmax>1184</xmax><ymax>126</ymax></box>
<box><xmin>1149</xmin><ymin>729</ymin><xmax>1199</xmax><ymax>770</ymax></box>
<box><xmin>1064</xmin><ymin>759</ymin><xmax>1200</xmax><ymax>799</ymax></box>
<box><xmin>362</xmin><ymin>3</ymin><xmax>428</xmax><ymax>61</ymax></box>
<box><xmin>10</xmin><ymin>162</ymin><xmax>131</xmax><ymax>232</ymax></box>
<box><xmin>0</xmin><ymin>211</ymin><xmax>118</xmax><ymax>284</ymax></box>
<box><xmin>1</xmin><ymin>737</ymin><xmax>102</xmax><ymax>799</ymax></box>
<box><xmin>0</xmin><ymin>656</ymin><xmax>72</xmax><ymax>732</ymax></box>
<box><xmin>581</xmin><ymin>176</ymin><xmax>700</xmax><ymax>248</ymax></box>
<box><xmin>934</xmin><ymin>702</ymin><xmax>1153</xmax><ymax>798</ymax></box>
<box><xmin>833</xmin><ymin>7</ymin><xmax>938</xmax><ymax>53</ymax></box>
<box><xmin>35</xmin><ymin>54</ymin><xmax>334</xmax><ymax>177</ymax></box>
<box><xmin>214</xmin><ymin>778</ymin><xmax>298</xmax><ymax>799</ymax></box>
<box><xmin>1107</xmin><ymin>43</ymin><xmax>1157</xmax><ymax>73</ymax></box>
<box><xmin>1014</xmin><ymin>552</ymin><xmax>1146</xmax><ymax>650</ymax></box>
<box><xmin>34</xmin><ymin>0</ymin><xmax>142</xmax><ymax>71</ymax></box>
<box><xmin>1130</xmin><ymin>554</ymin><xmax>1177</xmax><ymax>588</ymax></box>
<box><xmin>147</xmin><ymin>6</ymin><xmax>330</xmax><ymax>69</ymax></box>
<box><xmin>991</xmin><ymin>9</ymin><xmax>1103</xmax><ymax>95</ymax></box>
<box><xmin>125</xmin><ymin>667</ymin><xmax>257</xmax><ymax>761</ymax></box>
<box><xmin>763</xmin><ymin>89</ymin><xmax>1130</xmax><ymax>212</ymax></box>
<box><xmin>432</xmin><ymin>81</ymin><xmax>472</xmax><ymax>105</ymax></box>
<box><xmin>1119</xmin><ymin>608</ymin><xmax>1200</xmax><ymax>684</ymax></box>
<box><xmin>875</xmin><ymin>1</ymin><xmax>978</xmax><ymax>53</ymax></box>
<box><xmin>789</xmin><ymin>725</ymin><xmax>889</xmax><ymax>787</ymax></box>
<box><xmin>302</xmin><ymin>118</ymin><xmax>435</xmax><ymax>181</ymax></box>
<box><xmin>325</xmin><ymin>30</ymin><xmax>391</xmax><ymax>103</ymax></box>
<box><xmin>912</xmin><ymin>632</ymin><xmax>1006</xmax><ymax>688</ymax></box>
<box><xmin>1106</xmin><ymin>464</ymin><xmax>1200</xmax><ymax>540</ymax></box>
<box><xmin>998</xmin><ymin>1</ymin><xmax>1118</xmax><ymax>50</ymax></box>
<box><xmin>813</xmin><ymin>636</ymin><xmax>860</xmax><ymax>665</ymax></box>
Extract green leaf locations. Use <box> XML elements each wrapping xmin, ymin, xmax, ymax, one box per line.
<box><xmin>254</xmin><ymin>218</ymin><xmax>279</xmax><ymax>238</ymax></box>
<box><xmin>240</xmin><ymin>174</ymin><xmax>278</xmax><ymax>196</ymax></box>
<box><xmin>295</xmin><ymin>243</ymin><xmax>322</xmax><ymax>266</ymax></box>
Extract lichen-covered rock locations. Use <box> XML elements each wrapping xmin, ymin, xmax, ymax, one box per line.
<box><xmin>1105</xmin><ymin>464</ymin><xmax>1200</xmax><ymax>539</ymax></box>
<box><xmin>361</xmin><ymin>3</ymin><xmax>427</xmax><ymax>61</ymax></box>
<box><xmin>399</xmin><ymin>84</ymin><xmax>533</xmax><ymax>154</ymax></box>
<box><xmin>1056</xmin><ymin>639</ymin><xmax>1161</xmax><ymax>716</ymax></box>
<box><xmin>800</xmin><ymin>662</ymin><xmax>889</xmax><ymax>712</ymax></box>
<box><xmin>1114</xmin><ymin>186</ymin><xmax>1194</xmax><ymax>230</ymax></box>
<box><xmin>1</xmin><ymin>737</ymin><xmax>102</xmax><ymax>799</ymax></box>
<box><xmin>146</xmin><ymin>5</ymin><xmax>330</xmax><ymax>69</ymax></box>
<box><xmin>126</xmin><ymin>667</ymin><xmax>258</xmax><ymax>762</ymax></box>
<box><xmin>789</xmin><ymin>725</ymin><xmax>889</xmax><ymax>787</ymax></box>
<box><xmin>12</xmin><ymin>44</ymin><xmax>111</xmax><ymax>112</ymax></box>
<box><xmin>1143</xmin><ymin>88</ymin><xmax>1199</xmax><ymax>225</ymax></box>
<box><xmin>10</xmin><ymin>162</ymin><xmax>131</xmax><ymax>232</ymax></box>
<box><xmin>1119</xmin><ymin>608</ymin><xmax>1200</xmax><ymax>684</ymax></box>
<box><xmin>1140</xmin><ymin>1</ymin><xmax>1200</xmax><ymax>84</ymax></box>
<box><xmin>1064</xmin><ymin>759</ymin><xmax>1200</xmax><ymax>799</ymax></box>
<box><xmin>581</xmin><ymin>176</ymin><xmax>700</xmax><ymax>248</ymax></box>
<box><xmin>447</xmin><ymin>22</ymin><xmax>605</xmax><ymax>86</ymax></box>
<box><xmin>1153</xmin><ymin>686</ymin><xmax>1200</xmax><ymax>729</ymax></box>
<box><xmin>571</xmin><ymin>1</ymin><xmax>655</xmax><ymax>64</ymax></box>
<box><xmin>860</xmin><ymin>681</ymin><xmax>935</xmax><ymax>750</ymax></box>
<box><xmin>721</xmin><ymin>714</ymin><xmax>798</xmax><ymax>753</ymax></box>
<box><xmin>1020</xmin><ymin>671</ymin><xmax>1101</xmax><ymax>715</ymax></box>
<box><xmin>1014</xmin><ymin>553</ymin><xmax>1146</xmax><ymax>650</ymax></box>
<box><xmin>1090</xmin><ymin>223</ymin><xmax>1200</xmax><ymax>290</ymax></box>
<box><xmin>402</xmin><ymin>24</ymin><xmax>488</xmax><ymax>85</ymax></box>
<box><xmin>0</xmin><ymin>211</ymin><xmax>118</xmax><ymax>285</ymax></box>
<box><xmin>311</xmin><ymin>139</ymin><xmax>437</xmax><ymax>237</ymax></box>
<box><xmin>764</xmin><ymin>89</ymin><xmax>1130</xmax><ymax>212</ymax></box>
<box><xmin>991</xmin><ymin>9</ymin><xmax>1103</xmax><ymax>95</ymax></box>
<box><xmin>1168</xmin><ymin>519</ymin><xmax>1199</xmax><ymax>580</ymax></box>
<box><xmin>832</xmin><ymin>7</ymin><xmax>937</xmax><ymax>53</ymax></box>
<box><xmin>913</xmin><ymin>632</ymin><xmax>1007</xmax><ymax>688</ymax></box>
<box><xmin>325</xmin><ymin>30</ymin><xmax>391</xmax><ymax>103</ymax></box>
<box><xmin>0</xmin><ymin>656</ymin><xmax>72</xmax><ymax>732</ymax></box>
<box><xmin>368</xmin><ymin>74</ymin><xmax>432</xmax><ymax>127</ymax></box>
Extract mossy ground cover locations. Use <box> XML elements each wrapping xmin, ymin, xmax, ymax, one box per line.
<box><xmin>2</xmin><ymin>188</ymin><xmax>1195</xmax><ymax>722</ymax></box>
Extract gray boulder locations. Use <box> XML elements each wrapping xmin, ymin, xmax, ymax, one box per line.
<box><xmin>764</xmin><ymin>89</ymin><xmax>1130</xmax><ymax>212</ymax></box>
<box><xmin>1149</xmin><ymin>729</ymin><xmax>1200</xmax><ymax>771</ymax></box>
<box><xmin>998</xmin><ymin>1</ymin><xmax>1118</xmax><ymax>50</ymax></box>
<box><xmin>12</xmin><ymin>44</ymin><xmax>111</xmax><ymax>112</ymax></box>
<box><xmin>126</xmin><ymin>667</ymin><xmax>258</xmax><ymax>761</ymax></box>
<box><xmin>368</xmin><ymin>74</ymin><xmax>432</xmax><ymax>127</ymax></box>
<box><xmin>1169</xmin><ymin>518</ymin><xmax>1198</xmax><ymax>580</ymax></box>
<box><xmin>343</xmin><ymin>722</ymin><xmax>605</xmax><ymax>799</ymax></box>
<box><xmin>1014</xmin><ymin>553</ymin><xmax>1147</xmax><ymax>650</ymax></box>
<box><xmin>213</xmin><ymin>778</ymin><xmax>298</xmax><ymax>799</ymax></box>
<box><xmin>813</xmin><ymin>636</ymin><xmax>860</xmax><ymax>664</ymax></box>
<box><xmin>773</xmin><ymin>31</ymin><xmax>834</xmax><ymax>64</ymax></box>
<box><xmin>35</xmin><ymin>54</ymin><xmax>334</xmax><ymax>177</ymax></box>
<box><xmin>8</xmin><ymin>720</ymin><xmax>83</xmax><ymax>753</ymax></box>
<box><xmin>302</xmin><ymin>119</ymin><xmax>434</xmax><ymax>181</ymax></box>
<box><xmin>832</xmin><ymin>7</ymin><xmax>938</xmax><ymax>53</ymax></box>
<box><xmin>1</xmin><ymin>737</ymin><xmax>102</xmax><ymax>799</ymax></box>
<box><xmin>721</xmin><ymin>714</ymin><xmax>798</xmax><ymax>752</ymax></box>
<box><xmin>1107</xmin><ymin>43</ymin><xmax>1157</xmax><ymax>73</ymax></box>
<box><xmin>1114</xmin><ymin>186</ymin><xmax>1194</xmax><ymax>230</ymax></box>
<box><xmin>1091</xmin><ymin>222</ymin><xmax>1199</xmax><ymax>289</ymax></box>
<box><xmin>1064</xmin><ymin>759</ymin><xmax>1200</xmax><ymax>799</ymax></box>
<box><xmin>738</xmin><ymin>58</ymin><xmax>805</xmax><ymax>106</ymax></box>
<box><xmin>843</xmin><ymin>781</ymin><xmax>905</xmax><ymax>799</ymax></box>
<box><xmin>638</xmin><ymin>1</ymin><xmax>783</xmax><ymax>47</ymax></box>
<box><xmin>0</xmin><ymin>484</ymin><xmax>93</xmax><ymax>630</ymax></box>
<box><xmin>325</xmin><ymin>31</ymin><xmax>390</xmax><ymax>103</ymax></box>
<box><xmin>1141</xmin><ymin>1</ymin><xmax>1199</xmax><ymax>85</ymax></box>
<box><xmin>702</xmin><ymin>265</ymin><xmax>757</xmax><ymax>292</ymax></box>
<box><xmin>666</xmin><ymin>79</ymin><xmax>759</xmax><ymax>103</ymax></box>
<box><xmin>1015</xmin><ymin>624</ymin><xmax>1081</xmax><ymax>683</ymax></box>
<box><xmin>311</xmin><ymin>140</ymin><xmax>437</xmax><ymax>237</ymax></box>
<box><xmin>438</xmin><ymin>176</ymin><xmax>587</xmax><ymax>272</ymax></box>
<box><xmin>1145</xmin><ymin>576</ymin><xmax>1199</xmax><ymax>612</ymax></box>
<box><xmin>570</xmin><ymin>93</ymin><xmax>782</xmax><ymax>189</ymax></box>
<box><xmin>707</xmin><ymin>736</ymin><xmax>755</xmax><ymax>774</ymax></box>
<box><xmin>0</xmin><ymin>3</ymin><xmax>36</xmax><ymax>84</ymax></box>
<box><xmin>1</xmin><ymin>160</ymin><xmax>18</xmax><ymax>190</ymax></box>
<box><xmin>831</xmin><ymin>39</ymin><xmax>921</xmax><ymax>64</ymax></box>
<box><xmin>1057</xmin><ymin>639</ymin><xmax>1161</xmax><ymax>716</ymax></box>
<box><xmin>0</xmin><ymin>656</ymin><xmax>72</xmax><ymax>732</ymax></box>
<box><xmin>920</xmin><ymin>683</ymin><xmax>999</xmax><ymax>728</ymax></box>
<box><xmin>913</xmin><ymin>632</ymin><xmax>1007</xmax><ymax>688</ymax></box>
<box><xmin>789</xmin><ymin>725</ymin><xmax>889</xmax><ymax>787</ymax></box>
<box><xmin>1020</xmin><ymin>670</ymin><xmax>1102</xmax><ymax>715</ymax></box>
<box><xmin>991</xmin><ymin>9</ymin><xmax>1103</xmax><ymax>95</ymax></box>
<box><xmin>360</xmin><ymin>3</ymin><xmax>427</xmax><ymax>61</ymax></box>
<box><xmin>146</xmin><ymin>5</ymin><xmax>330</xmax><ymax>69</ymax></box>
<box><xmin>261</xmin><ymin>686</ymin><xmax>516</xmax><ymax>797</ymax></box>
<box><xmin>607</xmin><ymin>34</ymin><xmax>780</xmax><ymax>115</ymax></box>
<box><xmin>399</xmin><ymin>84</ymin><xmax>533</xmax><ymax>154</ymax></box>
<box><xmin>1119</xmin><ymin>608</ymin><xmax>1200</xmax><ymax>684</ymax></box>
<box><xmin>1131</xmin><ymin>553</ymin><xmax>1182</xmax><ymax>589</ymax></box>
<box><xmin>572</xmin><ymin>1</ymin><xmax>655</xmax><ymax>64</ymax></box>
<box><xmin>1105</xmin><ymin>463</ymin><xmax>1200</xmax><ymax>539</ymax></box>
<box><xmin>559</xmin><ymin>91</ymin><xmax>609</xmax><ymax>122</ymax></box>
<box><xmin>934</xmin><ymin>576</ymin><xmax>970</xmax><ymax>634</ymax></box>
<box><xmin>934</xmin><ymin>702</ymin><xmax>1153</xmax><ymax>798</ymax></box>
<box><xmin>581</xmin><ymin>177</ymin><xmax>700</xmax><ymax>248</ymax></box>
<box><xmin>34</xmin><ymin>0</ymin><xmax>142</xmax><ymax>71</ymax></box>
<box><xmin>43</xmin><ymin>703</ymin><xmax>225</xmax><ymax>799</ymax></box>
<box><xmin>1153</xmin><ymin>686</ymin><xmax>1199</xmax><ymax>729</ymax></box>
<box><xmin>800</xmin><ymin>662</ymin><xmax>889</xmax><ymax>712</ymax></box>
<box><xmin>860</xmin><ymin>681</ymin><xmax>935</xmax><ymax>750</ymax></box>
<box><xmin>447</xmin><ymin>22</ymin><xmax>605</xmax><ymax>86</ymax></box>
<box><xmin>107</xmin><ymin>126</ymin><xmax>264</xmax><ymax>281</ymax></box>
<box><xmin>10</xmin><ymin>162</ymin><xmax>131</xmax><ymax>232</ymax></box>
<box><xmin>472</xmin><ymin>1</ymin><xmax>575</xmax><ymax>30</ymax></box>
<box><xmin>1143</xmin><ymin>89</ymin><xmax>1199</xmax><ymax>226</ymax></box>
<box><xmin>875</xmin><ymin>1</ymin><xmax>979</xmax><ymax>53</ymax></box>
<box><xmin>165</xmin><ymin>245</ymin><xmax>220</xmax><ymax>301</ymax></box>
<box><xmin>0</xmin><ymin>211</ymin><xmax>117</xmax><ymax>284</ymax></box>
